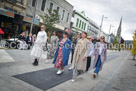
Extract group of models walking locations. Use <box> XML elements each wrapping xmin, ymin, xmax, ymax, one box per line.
<box><xmin>31</xmin><ymin>25</ymin><xmax>107</xmax><ymax>82</ymax></box>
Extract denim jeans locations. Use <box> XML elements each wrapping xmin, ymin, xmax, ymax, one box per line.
<box><xmin>94</xmin><ymin>55</ymin><xmax>101</xmax><ymax>74</ymax></box>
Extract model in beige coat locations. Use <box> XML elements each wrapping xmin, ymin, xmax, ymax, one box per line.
<box><xmin>72</xmin><ymin>32</ymin><xmax>90</xmax><ymax>71</ymax></box>
<box><xmin>71</xmin><ymin>32</ymin><xmax>90</xmax><ymax>82</ymax></box>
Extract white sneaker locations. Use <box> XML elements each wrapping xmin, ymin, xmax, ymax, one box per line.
<box><xmin>56</xmin><ymin>70</ymin><xmax>63</xmax><ymax>75</ymax></box>
<box><xmin>68</xmin><ymin>67</ymin><xmax>72</xmax><ymax>71</ymax></box>
<box><xmin>71</xmin><ymin>79</ymin><xmax>75</xmax><ymax>82</ymax></box>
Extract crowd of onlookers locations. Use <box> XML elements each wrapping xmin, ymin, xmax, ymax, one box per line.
<box><xmin>18</xmin><ymin>32</ymin><xmax>36</xmax><ymax>50</ymax></box>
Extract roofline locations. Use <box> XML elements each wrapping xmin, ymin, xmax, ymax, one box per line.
<box><xmin>65</xmin><ymin>0</ymin><xmax>74</xmax><ymax>8</ymax></box>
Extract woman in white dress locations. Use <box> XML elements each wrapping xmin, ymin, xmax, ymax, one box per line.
<box><xmin>31</xmin><ymin>25</ymin><xmax>47</xmax><ymax>66</ymax></box>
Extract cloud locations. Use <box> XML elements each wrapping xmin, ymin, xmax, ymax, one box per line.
<box><xmin>67</xmin><ymin>0</ymin><xmax>136</xmax><ymax>40</ymax></box>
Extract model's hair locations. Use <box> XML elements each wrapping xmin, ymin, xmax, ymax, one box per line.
<box><xmin>53</xmin><ymin>31</ymin><xmax>56</xmax><ymax>34</ymax></box>
<box><xmin>41</xmin><ymin>25</ymin><xmax>46</xmax><ymax>28</ymax></box>
<box><xmin>63</xmin><ymin>31</ymin><xmax>68</xmax><ymax>36</ymax></box>
<box><xmin>82</xmin><ymin>32</ymin><xmax>87</xmax><ymax>37</ymax></box>
<box><xmin>100</xmin><ymin>36</ymin><xmax>105</xmax><ymax>42</ymax></box>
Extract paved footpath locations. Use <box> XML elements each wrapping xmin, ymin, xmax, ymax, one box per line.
<box><xmin>0</xmin><ymin>49</ymin><xmax>135</xmax><ymax>91</ymax></box>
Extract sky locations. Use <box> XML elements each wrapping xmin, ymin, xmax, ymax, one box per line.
<box><xmin>67</xmin><ymin>0</ymin><xmax>136</xmax><ymax>40</ymax></box>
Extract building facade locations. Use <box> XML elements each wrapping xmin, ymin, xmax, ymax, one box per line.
<box><xmin>87</xmin><ymin>18</ymin><xmax>99</xmax><ymax>38</ymax></box>
<box><xmin>0</xmin><ymin>0</ymin><xmax>32</xmax><ymax>38</ymax></box>
<box><xmin>0</xmin><ymin>0</ymin><xmax>27</xmax><ymax>15</ymax></box>
<box><xmin>71</xmin><ymin>10</ymin><xmax>100</xmax><ymax>38</ymax></box>
<box><xmin>108</xmin><ymin>33</ymin><xmax>115</xmax><ymax>43</ymax></box>
<box><xmin>25</xmin><ymin>0</ymin><xmax>73</xmax><ymax>30</ymax></box>
<box><xmin>71</xmin><ymin>10</ymin><xmax>88</xmax><ymax>33</ymax></box>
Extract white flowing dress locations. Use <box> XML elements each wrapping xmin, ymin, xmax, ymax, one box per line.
<box><xmin>31</xmin><ymin>31</ymin><xmax>47</xmax><ymax>58</ymax></box>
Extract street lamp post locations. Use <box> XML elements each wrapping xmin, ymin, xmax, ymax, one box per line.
<box><xmin>30</xmin><ymin>0</ymin><xmax>37</xmax><ymax>33</ymax></box>
<box><xmin>99</xmin><ymin>15</ymin><xmax>107</xmax><ymax>38</ymax></box>
<box><xmin>108</xmin><ymin>24</ymin><xmax>114</xmax><ymax>42</ymax></box>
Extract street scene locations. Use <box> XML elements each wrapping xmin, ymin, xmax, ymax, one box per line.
<box><xmin>0</xmin><ymin>0</ymin><xmax>136</xmax><ymax>91</ymax></box>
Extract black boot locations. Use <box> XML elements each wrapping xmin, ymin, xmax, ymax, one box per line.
<box><xmin>35</xmin><ymin>60</ymin><xmax>38</xmax><ymax>66</ymax></box>
<box><xmin>33</xmin><ymin>59</ymin><xmax>38</xmax><ymax>66</ymax></box>
<box><xmin>32</xmin><ymin>59</ymin><xmax>36</xmax><ymax>65</ymax></box>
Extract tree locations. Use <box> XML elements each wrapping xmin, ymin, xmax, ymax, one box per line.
<box><xmin>40</xmin><ymin>9</ymin><xmax>60</xmax><ymax>37</ymax></box>
<box><xmin>112</xmin><ymin>37</ymin><xmax>119</xmax><ymax>51</ymax></box>
<box><xmin>113</xmin><ymin>36</ymin><xmax>117</xmax><ymax>46</ymax></box>
<box><xmin>131</xmin><ymin>30</ymin><xmax>136</xmax><ymax>60</ymax></box>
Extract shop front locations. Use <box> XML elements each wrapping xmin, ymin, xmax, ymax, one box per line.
<box><xmin>0</xmin><ymin>8</ymin><xmax>15</xmax><ymax>39</ymax></box>
<box><xmin>0</xmin><ymin>8</ymin><xmax>40</xmax><ymax>39</ymax></box>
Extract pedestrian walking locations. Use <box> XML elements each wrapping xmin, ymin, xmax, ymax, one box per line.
<box><xmin>93</xmin><ymin>36</ymin><xmax>107</xmax><ymax>78</ymax></box>
<box><xmin>52</xmin><ymin>32</ymin><xmax>71</xmax><ymax>75</ymax></box>
<box><xmin>71</xmin><ymin>32</ymin><xmax>90</xmax><ymax>82</ymax></box>
<box><xmin>69</xmin><ymin>33</ymin><xmax>81</xmax><ymax>70</ymax></box>
<box><xmin>46</xmin><ymin>31</ymin><xmax>59</xmax><ymax>63</ymax></box>
<box><xmin>31</xmin><ymin>25</ymin><xmax>47</xmax><ymax>66</ymax></box>
<box><xmin>86</xmin><ymin>36</ymin><xmax>94</xmax><ymax>71</ymax></box>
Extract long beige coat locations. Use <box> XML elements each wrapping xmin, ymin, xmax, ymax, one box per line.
<box><xmin>72</xmin><ymin>38</ymin><xmax>90</xmax><ymax>71</ymax></box>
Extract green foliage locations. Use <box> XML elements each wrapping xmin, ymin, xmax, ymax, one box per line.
<box><xmin>113</xmin><ymin>37</ymin><xmax>117</xmax><ymax>45</ymax></box>
<box><xmin>40</xmin><ymin>9</ymin><xmax>60</xmax><ymax>36</ymax></box>
<box><xmin>131</xmin><ymin>30</ymin><xmax>136</xmax><ymax>60</ymax></box>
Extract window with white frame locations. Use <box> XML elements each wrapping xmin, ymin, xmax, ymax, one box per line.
<box><xmin>41</xmin><ymin>0</ymin><xmax>46</xmax><ymax>11</ymax></box>
<box><xmin>61</xmin><ymin>10</ymin><xmax>65</xmax><ymax>20</ymax></box>
<box><xmin>66</xmin><ymin>13</ymin><xmax>69</xmax><ymax>22</ymax></box>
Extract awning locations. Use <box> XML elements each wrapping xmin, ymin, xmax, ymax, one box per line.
<box><xmin>0</xmin><ymin>8</ymin><xmax>40</xmax><ymax>25</ymax></box>
<box><xmin>0</xmin><ymin>8</ymin><xmax>14</xmax><ymax>18</ymax></box>
<box><xmin>54</xmin><ymin>24</ymin><xmax>65</xmax><ymax>30</ymax></box>
<box><xmin>23</xmin><ymin>16</ymin><xmax>40</xmax><ymax>25</ymax></box>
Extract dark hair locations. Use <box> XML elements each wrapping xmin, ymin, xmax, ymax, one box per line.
<box><xmin>63</xmin><ymin>31</ymin><xmax>68</xmax><ymax>36</ymax></box>
<box><xmin>100</xmin><ymin>36</ymin><xmax>105</xmax><ymax>42</ymax></box>
<box><xmin>82</xmin><ymin>32</ymin><xmax>87</xmax><ymax>36</ymax></box>
<box><xmin>53</xmin><ymin>31</ymin><xmax>56</xmax><ymax>34</ymax></box>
